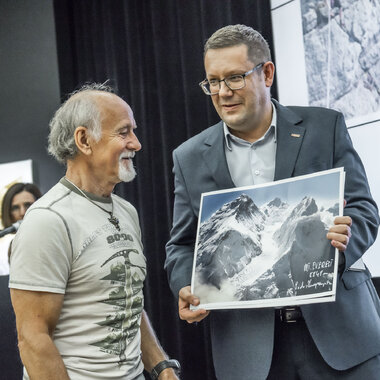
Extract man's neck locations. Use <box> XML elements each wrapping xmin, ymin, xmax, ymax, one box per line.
<box><xmin>65</xmin><ymin>165</ymin><xmax>115</xmax><ymax>197</ymax></box>
<box><xmin>228</xmin><ymin>103</ymin><xmax>273</xmax><ymax>143</ymax></box>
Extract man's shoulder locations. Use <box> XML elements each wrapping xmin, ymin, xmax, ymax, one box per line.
<box><xmin>288</xmin><ymin>105</ymin><xmax>341</xmax><ymax>116</ymax></box>
<box><xmin>276</xmin><ymin>100</ymin><xmax>342</xmax><ymax>121</ymax></box>
<box><xmin>28</xmin><ymin>182</ymin><xmax>70</xmax><ymax>213</ymax></box>
<box><xmin>112</xmin><ymin>193</ymin><xmax>137</xmax><ymax>212</ymax></box>
<box><xmin>174</xmin><ymin>121</ymin><xmax>223</xmax><ymax>156</ymax></box>
<box><xmin>112</xmin><ymin>194</ymin><xmax>140</xmax><ymax>224</ymax></box>
<box><xmin>17</xmin><ymin>183</ymin><xmax>71</xmax><ymax>233</ymax></box>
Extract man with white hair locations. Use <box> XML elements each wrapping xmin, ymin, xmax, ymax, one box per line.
<box><xmin>9</xmin><ymin>84</ymin><xmax>180</xmax><ymax>380</ymax></box>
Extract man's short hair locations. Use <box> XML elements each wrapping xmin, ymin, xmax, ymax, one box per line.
<box><xmin>204</xmin><ymin>24</ymin><xmax>271</xmax><ymax>65</ymax></box>
<box><xmin>48</xmin><ymin>83</ymin><xmax>114</xmax><ymax>164</ymax></box>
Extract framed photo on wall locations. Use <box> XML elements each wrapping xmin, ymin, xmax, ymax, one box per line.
<box><xmin>270</xmin><ymin>0</ymin><xmax>380</xmax><ymax>128</ymax></box>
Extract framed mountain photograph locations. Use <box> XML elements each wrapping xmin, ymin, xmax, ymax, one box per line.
<box><xmin>191</xmin><ymin>168</ymin><xmax>345</xmax><ymax>310</ymax></box>
<box><xmin>271</xmin><ymin>0</ymin><xmax>380</xmax><ymax>128</ymax></box>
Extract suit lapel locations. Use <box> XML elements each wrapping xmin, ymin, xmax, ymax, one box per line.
<box><xmin>201</xmin><ymin>102</ymin><xmax>306</xmax><ymax>187</ymax></box>
<box><xmin>274</xmin><ymin>101</ymin><xmax>305</xmax><ymax>181</ymax></box>
<box><xmin>202</xmin><ymin>122</ymin><xmax>235</xmax><ymax>189</ymax></box>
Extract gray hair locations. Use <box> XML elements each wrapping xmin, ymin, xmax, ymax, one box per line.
<box><xmin>204</xmin><ymin>24</ymin><xmax>271</xmax><ymax>64</ymax></box>
<box><xmin>48</xmin><ymin>83</ymin><xmax>114</xmax><ymax>164</ymax></box>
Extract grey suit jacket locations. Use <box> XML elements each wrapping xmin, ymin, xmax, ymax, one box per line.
<box><xmin>165</xmin><ymin>100</ymin><xmax>380</xmax><ymax>380</ymax></box>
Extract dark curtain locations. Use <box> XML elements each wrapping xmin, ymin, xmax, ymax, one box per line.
<box><xmin>53</xmin><ymin>1</ymin><xmax>277</xmax><ymax>379</ymax></box>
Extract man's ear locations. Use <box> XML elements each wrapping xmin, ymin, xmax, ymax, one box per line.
<box><xmin>74</xmin><ymin>126</ymin><xmax>93</xmax><ymax>156</ymax></box>
<box><xmin>263</xmin><ymin>61</ymin><xmax>275</xmax><ymax>87</ymax></box>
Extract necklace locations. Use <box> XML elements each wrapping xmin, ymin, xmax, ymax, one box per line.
<box><xmin>64</xmin><ymin>177</ymin><xmax>120</xmax><ymax>231</ymax></box>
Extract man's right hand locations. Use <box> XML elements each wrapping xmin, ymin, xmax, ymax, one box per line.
<box><xmin>178</xmin><ymin>286</ymin><xmax>210</xmax><ymax>323</ymax></box>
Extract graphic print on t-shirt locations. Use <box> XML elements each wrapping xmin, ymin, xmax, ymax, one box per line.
<box><xmin>91</xmin><ymin>232</ymin><xmax>146</xmax><ymax>364</ymax></box>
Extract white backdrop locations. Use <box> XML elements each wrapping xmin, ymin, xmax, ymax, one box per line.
<box><xmin>271</xmin><ymin>0</ymin><xmax>380</xmax><ymax>275</ymax></box>
<box><xmin>0</xmin><ymin>159</ymin><xmax>34</xmax><ymax>274</ymax></box>
<box><xmin>0</xmin><ymin>159</ymin><xmax>33</xmax><ymax>211</ymax></box>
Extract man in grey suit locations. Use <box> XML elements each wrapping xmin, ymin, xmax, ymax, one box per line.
<box><xmin>165</xmin><ymin>24</ymin><xmax>380</xmax><ymax>379</ymax></box>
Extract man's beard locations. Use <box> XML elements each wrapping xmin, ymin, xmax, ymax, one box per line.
<box><xmin>118</xmin><ymin>153</ymin><xmax>137</xmax><ymax>182</ymax></box>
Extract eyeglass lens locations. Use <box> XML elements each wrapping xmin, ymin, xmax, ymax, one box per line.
<box><xmin>206</xmin><ymin>75</ymin><xmax>245</xmax><ymax>94</ymax></box>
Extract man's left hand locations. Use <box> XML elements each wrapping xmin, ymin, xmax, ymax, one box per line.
<box><xmin>326</xmin><ymin>216</ymin><xmax>352</xmax><ymax>251</ymax></box>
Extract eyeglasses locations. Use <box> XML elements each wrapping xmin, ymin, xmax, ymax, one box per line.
<box><xmin>199</xmin><ymin>62</ymin><xmax>265</xmax><ymax>95</ymax></box>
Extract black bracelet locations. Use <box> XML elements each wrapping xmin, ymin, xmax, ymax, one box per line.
<box><xmin>150</xmin><ymin>359</ymin><xmax>181</xmax><ymax>380</ymax></box>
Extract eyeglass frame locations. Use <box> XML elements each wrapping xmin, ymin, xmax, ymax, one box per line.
<box><xmin>199</xmin><ymin>62</ymin><xmax>265</xmax><ymax>95</ymax></box>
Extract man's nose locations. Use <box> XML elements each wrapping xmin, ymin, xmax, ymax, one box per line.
<box><xmin>19</xmin><ymin>206</ymin><xmax>27</xmax><ymax>218</ymax></box>
<box><xmin>218</xmin><ymin>80</ymin><xmax>233</xmax><ymax>96</ymax></box>
<box><xmin>127</xmin><ymin>131</ymin><xmax>142</xmax><ymax>151</ymax></box>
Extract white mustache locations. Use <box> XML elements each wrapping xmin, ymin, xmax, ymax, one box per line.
<box><xmin>119</xmin><ymin>151</ymin><xmax>135</xmax><ymax>160</ymax></box>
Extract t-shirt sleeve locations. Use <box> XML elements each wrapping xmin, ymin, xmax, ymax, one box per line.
<box><xmin>9</xmin><ymin>207</ymin><xmax>72</xmax><ymax>294</ymax></box>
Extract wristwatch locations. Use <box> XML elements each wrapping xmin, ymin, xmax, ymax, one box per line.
<box><xmin>150</xmin><ymin>359</ymin><xmax>181</xmax><ymax>379</ymax></box>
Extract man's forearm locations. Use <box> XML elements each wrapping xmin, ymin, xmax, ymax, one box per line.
<box><xmin>140</xmin><ymin>310</ymin><xmax>179</xmax><ymax>379</ymax></box>
<box><xmin>19</xmin><ymin>332</ymin><xmax>69</xmax><ymax>380</ymax></box>
<box><xmin>140</xmin><ymin>310</ymin><xmax>168</xmax><ymax>370</ymax></box>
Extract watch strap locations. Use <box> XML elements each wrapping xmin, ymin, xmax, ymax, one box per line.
<box><xmin>150</xmin><ymin>359</ymin><xmax>180</xmax><ymax>380</ymax></box>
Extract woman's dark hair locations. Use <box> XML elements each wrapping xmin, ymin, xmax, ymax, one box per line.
<box><xmin>1</xmin><ymin>183</ymin><xmax>42</xmax><ymax>228</ymax></box>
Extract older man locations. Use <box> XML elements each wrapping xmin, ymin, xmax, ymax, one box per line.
<box><xmin>10</xmin><ymin>84</ymin><xmax>180</xmax><ymax>380</ymax></box>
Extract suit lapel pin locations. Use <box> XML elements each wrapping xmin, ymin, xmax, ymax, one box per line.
<box><xmin>291</xmin><ymin>133</ymin><xmax>301</xmax><ymax>138</ymax></box>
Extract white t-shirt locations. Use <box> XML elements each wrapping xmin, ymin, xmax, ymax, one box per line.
<box><xmin>10</xmin><ymin>180</ymin><xmax>146</xmax><ymax>379</ymax></box>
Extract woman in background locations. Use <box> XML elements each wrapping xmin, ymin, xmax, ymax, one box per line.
<box><xmin>0</xmin><ymin>182</ymin><xmax>41</xmax><ymax>274</ymax></box>
<box><xmin>0</xmin><ymin>183</ymin><xmax>41</xmax><ymax>378</ymax></box>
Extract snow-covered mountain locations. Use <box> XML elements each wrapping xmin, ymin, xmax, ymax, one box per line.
<box><xmin>194</xmin><ymin>193</ymin><xmax>338</xmax><ymax>304</ymax></box>
<box><xmin>274</xmin><ymin>196</ymin><xmax>318</xmax><ymax>252</ymax></box>
<box><xmin>261</xmin><ymin>197</ymin><xmax>289</xmax><ymax>225</ymax></box>
<box><xmin>235</xmin><ymin>212</ymin><xmax>333</xmax><ymax>300</ymax></box>
<box><xmin>196</xmin><ymin>194</ymin><xmax>265</xmax><ymax>289</ymax></box>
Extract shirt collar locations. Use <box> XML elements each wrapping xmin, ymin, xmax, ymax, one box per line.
<box><xmin>224</xmin><ymin>101</ymin><xmax>277</xmax><ymax>151</ymax></box>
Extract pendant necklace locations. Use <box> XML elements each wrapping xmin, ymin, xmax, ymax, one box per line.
<box><xmin>64</xmin><ymin>177</ymin><xmax>120</xmax><ymax>231</ymax></box>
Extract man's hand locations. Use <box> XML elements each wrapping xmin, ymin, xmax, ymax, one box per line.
<box><xmin>327</xmin><ymin>215</ymin><xmax>352</xmax><ymax>251</ymax></box>
<box><xmin>178</xmin><ymin>286</ymin><xmax>210</xmax><ymax>324</ymax></box>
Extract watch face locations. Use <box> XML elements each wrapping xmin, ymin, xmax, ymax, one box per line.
<box><xmin>170</xmin><ymin>359</ymin><xmax>180</xmax><ymax>369</ymax></box>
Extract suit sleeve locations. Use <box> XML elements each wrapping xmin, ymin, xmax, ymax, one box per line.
<box><xmin>165</xmin><ymin>150</ymin><xmax>198</xmax><ymax>298</ymax></box>
<box><xmin>334</xmin><ymin>113</ymin><xmax>379</xmax><ymax>270</ymax></box>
